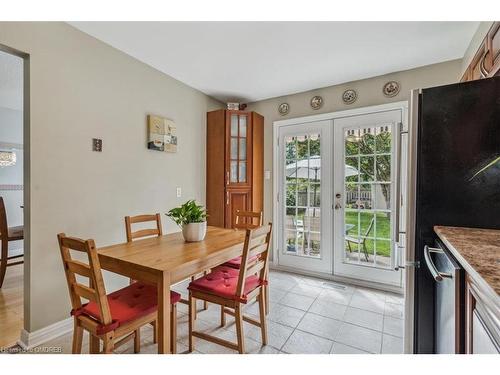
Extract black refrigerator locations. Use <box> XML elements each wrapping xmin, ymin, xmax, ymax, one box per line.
<box><xmin>406</xmin><ymin>76</ymin><xmax>500</xmax><ymax>353</ymax></box>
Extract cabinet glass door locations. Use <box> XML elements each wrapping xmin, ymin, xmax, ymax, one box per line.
<box><xmin>229</xmin><ymin>113</ymin><xmax>249</xmax><ymax>184</ymax></box>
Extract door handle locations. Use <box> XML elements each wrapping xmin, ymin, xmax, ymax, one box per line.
<box><xmin>334</xmin><ymin>193</ymin><xmax>342</xmax><ymax>210</ymax></box>
<box><xmin>394</xmin><ymin>122</ymin><xmax>407</xmax><ymax>243</ymax></box>
<box><xmin>423</xmin><ymin>245</ymin><xmax>452</xmax><ymax>282</ymax></box>
<box><xmin>226</xmin><ymin>171</ymin><xmax>229</xmax><ymax>185</ymax></box>
<box><xmin>226</xmin><ymin>192</ymin><xmax>229</xmax><ymax>205</ymax></box>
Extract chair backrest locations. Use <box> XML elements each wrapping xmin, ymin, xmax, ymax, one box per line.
<box><xmin>364</xmin><ymin>217</ymin><xmax>375</xmax><ymax>237</ymax></box>
<box><xmin>57</xmin><ymin>233</ymin><xmax>112</xmax><ymax>326</ymax></box>
<box><xmin>124</xmin><ymin>213</ymin><xmax>163</xmax><ymax>242</ymax></box>
<box><xmin>236</xmin><ymin>223</ymin><xmax>272</xmax><ymax>299</ymax></box>
<box><xmin>0</xmin><ymin>197</ymin><xmax>8</xmax><ymax>240</ymax></box>
<box><xmin>233</xmin><ymin>210</ymin><xmax>263</xmax><ymax>230</ymax></box>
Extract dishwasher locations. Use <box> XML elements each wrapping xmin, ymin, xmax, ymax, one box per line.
<box><xmin>424</xmin><ymin>240</ymin><xmax>465</xmax><ymax>354</ymax></box>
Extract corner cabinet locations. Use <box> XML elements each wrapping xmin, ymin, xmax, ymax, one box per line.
<box><xmin>206</xmin><ymin>109</ymin><xmax>264</xmax><ymax>228</ymax></box>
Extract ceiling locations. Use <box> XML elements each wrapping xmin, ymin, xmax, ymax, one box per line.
<box><xmin>0</xmin><ymin>50</ymin><xmax>23</xmax><ymax>111</ymax></box>
<box><xmin>72</xmin><ymin>22</ymin><xmax>476</xmax><ymax>102</ymax></box>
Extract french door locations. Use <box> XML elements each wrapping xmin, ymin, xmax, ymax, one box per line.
<box><xmin>277</xmin><ymin>121</ymin><xmax>333</xmax><ymax>273</ymax></box>
<box><xmin>276</xmin><ymin>109</ymin><xmax>404</xmax><ymax>287</ymax></box>
<box><xmin>332</xmin><ymin>110</ymin><xmax>402</xmax><ymax>286</ymax></box>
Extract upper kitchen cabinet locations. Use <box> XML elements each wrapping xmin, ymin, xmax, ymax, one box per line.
<box><xmin>461</xmin><ymin>22</ymin><xmax>500</xmax><ymax>82</ymax></box>
<box><xmin>206</xmin><ymin>109</ymin><xmax>264</xmax><ymax>228</ymax></box>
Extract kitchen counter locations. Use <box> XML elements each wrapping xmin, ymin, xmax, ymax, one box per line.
<box><xmin>434</xmin><ymin>226</ymin><xmax>500</xmax><ymax>296</ymax></box>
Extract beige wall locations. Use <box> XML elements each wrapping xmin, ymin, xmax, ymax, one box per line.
<box><xmin>247</xmin><ymin>59</ymin><xmax>462</xmax><ymax>229</ymax></box>
<box><xmin>0</xmin><ymin>22</ymin><xmax>222</xmax><ymax>331</ymax></box>
<box><xmin>460</xmin><ymin>22</ymin><xmax>493</xmax><ymax>76</ymax></box>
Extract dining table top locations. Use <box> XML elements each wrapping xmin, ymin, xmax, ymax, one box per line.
<box><xmin>98</xmin><ymin>226</ymin><xmax>246</xmax><ymax>278</ymax></box>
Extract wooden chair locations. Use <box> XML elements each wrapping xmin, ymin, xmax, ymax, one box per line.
<box><xmin>221</xmin><ymin>210</ymin><xmax>268</xmax><ymax>318</ymax></box>
<box><xmin>125</xmin><ymin>213</ymin><xmax>206</xmax><ymax>322</ymax></box>
<box><xmin>0</xmin><ymin>197</ymin><xmax>23</xmax><ymax>288</ymax></box>
<box><xmin>188</xmin><ymin>223</ymin><xmax>272</xmax><ymax>354</ymax></box>
<box><xmin>57</xmin><ymin>233</ymin><xmax>180</xmax><ymax>354</ymax></box>
<box><xmin>124</xmin><ymin>213</ymin><xmax>162</xmax><ymax>242</ymax></box>
<box><xmin>345</xmin><ymin>217</ymin><xmax>375</xmax><ymax>262</ymax></box>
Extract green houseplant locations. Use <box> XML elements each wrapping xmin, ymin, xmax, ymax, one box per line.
<box><xmin>166</xmin><ymin>200</ymin><xmax>207</xmax><ymax>242</ymax></box>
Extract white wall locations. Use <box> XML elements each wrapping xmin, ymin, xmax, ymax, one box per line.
<box><xmin>0</xmin><ymin>22</ymin><xmax>223</xmax><ymax>332</ymax></box>
<box><xmin>0</xmin><ymin>106</ymin><xmax>23</xmax><ymax>254</ymax></box>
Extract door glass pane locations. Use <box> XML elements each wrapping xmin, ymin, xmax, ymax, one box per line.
<box><xmin>230</xmin><ymin>161</ymin><xmax>237</xmax><ymax>182</ymax></box>
<box><xmin>342</xmin><ymin>125</ymin><xmax>393</xmax><ymax>269</ymax></box>
<box><xmin>239</xmin><ymin>138</ymin><xmax>246</xmax><ymax>160</ymax></box>
<box><xmin>285</xmin><ymin>136</ymin><xmax>297</xmax><ymax>160</ymax></box>
<box><xmin>283</xmin><ymin>132</ymin><xmax>321</xmax><ymax>258</ymax></box>
<box><xmin>230</xmin><ymin>138</ymin><xmax>238</xmax><ymax>160</ymax></box>
<box><xmin>238</xmin><ymin>162</ymin><xmax>246</xmax><ymax>182</ymax></box>
<box><xmin>239</xmin><ymin>116</ymin><xmax>247</xmax><ymax>137</ymax></box>
<box><xmin>231</xmin><ymin>115</ymin><xmax>238</xmax><ymax>137</ymax></box>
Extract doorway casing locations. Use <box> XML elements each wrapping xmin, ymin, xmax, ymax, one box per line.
<box><xmin>0</xmin><ymin>43</ymin><xmax>30</xmax><ymax>334</ymax></box>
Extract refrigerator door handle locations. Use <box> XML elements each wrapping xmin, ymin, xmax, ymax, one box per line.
<box><xmin>394</xmin><ymin>122</ymin><xmax>408</xmax><ymax>244</ymax></box>
<box><xmin>423</xmin><ymin>245</ymin><xmax>453</xmax><ymax>282</ymax></box>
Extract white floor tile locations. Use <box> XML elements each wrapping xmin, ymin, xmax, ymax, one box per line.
<box><xmin>279</xmin><ymin>292</ymin><xmax>316</xmax><ymax>311</ymax></box>
<box><xmin>330</xmin><ymin>342</ymin><xmax>370</xmax><ymax>354</ymax></box>
<box><xmin>245</xmin><ymin>320</ymin><xmax>294</xmax><ymax>350</ymax></box>
<box><xmin>267</xmin><ymin>302</ymin><xmax>306</xmax><ymax>328</ymax></box>
<box><xmin>335</xmin><ymin>322</ymin><xmax>382</xmax><ymax>354</ymax></box>
<box><xmin>282</xmin><ymin>330</ymin><xmax>333</xmax><ymax>354</ymax></box>
<box><xmin>349</xmin><ymin>290</ymin><xmax>386</xmax><ymax>314</ymax></box>
<box><xmin>382</xmin><ymin>334</ymin><xmax>404</xmax><ymax>354</ymax></box>
<box><xmin>318</xmin><ymin>288</ymin><xmax>353</xmax><ymax>306</ymax></box>
<box><xmin>343</xmin><ymin>306</ymin><xmax>384</xmax><ymax>331</ymax></box>
<box><xmin>383</xmin><ymin>316</ymin><xmax>404</xmax><ymax>338</ymax></box>
<box><xmin>297</xmin><ymin>312</ymin><xmax>342</xmax><ymax>341</ymax></box>
<box><xmin>291</xmin><ymin>283</ymin><xmax>324</xmax><ymax>298</ymax></box>
<box><xmin>384</xmin><ymin>302</ymin><xmax>404</xmax><ymax>318</ymax></box>
<box><xmin>268</xmin><ymin>288</ymin><xmax>287</xmax><ymax>303</ymax></box>
<box><xmin>385</xmin><ymin>292</ymin><xmax>404</xmax><ymax>305</ymax></box>
<box><xmin>309</xmin><ymin>298</ymin><xmax>348</xmax><ymax>320</ymax></box>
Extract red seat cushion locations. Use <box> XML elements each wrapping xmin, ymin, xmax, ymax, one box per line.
<box><xmin>187</xmin><ymin>266</ymin><xmax>266</xmax><ymax>303</ymax></box>
<box><xmin>223</xmin><ymin>255</ymin><xmax>259</xmax><ymax>269</ymax></box>
<box><xmin>72</xmin><ymin>282</ymin><xmax>180</xmax><ymax>335</ymax></box>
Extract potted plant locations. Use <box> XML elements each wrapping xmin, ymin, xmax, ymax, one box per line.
<box><xmin>166</xmin><ymin>200</ymin><xmax>208</xmax><ymax>242</ymax></box>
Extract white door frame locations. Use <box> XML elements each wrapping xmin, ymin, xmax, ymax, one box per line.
<box><xmin>272</xmin><ymin>102</ymin><xmax>408</xmax><ymax>288</ymax></box>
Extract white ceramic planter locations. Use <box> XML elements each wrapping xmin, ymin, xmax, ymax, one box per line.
<box><xmin>182</xmin><ymin>221</ymin><xmax>207</xmax><ymax>242</ymax></box>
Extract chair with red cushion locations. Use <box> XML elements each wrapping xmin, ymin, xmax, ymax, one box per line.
<box><xmin>58</xmin><ymin>233</ymin><xmax>180</xmax><ymax>354</ymax></box>
<box><xmin>221</xmin><ymin>210</ymin><xmax>268</xmax><ymax>318</ymax></box>
<box><xmin>187</xmin><ymin>223</ymin><xmax>272</xmax><ymax>354</ymax></box>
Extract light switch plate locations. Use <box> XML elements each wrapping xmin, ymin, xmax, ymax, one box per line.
<box><xmin>264</xmin><ymin>170</ymin><xmax>271</xmax><ymax>180</ymax></box>
<box><xmin>176</xmin><ymin>187</ymin><xmax>182</xmax><ymax>198</ymax></box>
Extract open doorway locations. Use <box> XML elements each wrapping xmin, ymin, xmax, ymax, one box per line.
<box><xmin>0</xmin><ymin>46</ymin><xmax>28</xmax><ymax>348</ymax></box>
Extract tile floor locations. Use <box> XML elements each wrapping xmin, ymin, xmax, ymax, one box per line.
<box><xmin>30</xmin><ymin>270</ymin><xmax>405</xmax><ymax>354</ymax></box>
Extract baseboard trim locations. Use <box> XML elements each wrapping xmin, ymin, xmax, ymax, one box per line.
<box><xmin>17</xmin><ymin>317</ymin><xmax>73</xmax><ymax>350</ymax></box>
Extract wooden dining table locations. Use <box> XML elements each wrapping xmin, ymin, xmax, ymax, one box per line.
<box><xmin>98</xmin><ymin>226</ymin><xmax>246</xmax><ymax>354</ymax></box>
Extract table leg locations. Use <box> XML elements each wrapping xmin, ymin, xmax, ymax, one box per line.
<box><xmin>157</xmin><ymin>271</ymin><xmax>171</xmax><ymax>354</ymax></box>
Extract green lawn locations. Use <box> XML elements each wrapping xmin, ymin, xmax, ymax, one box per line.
<box><xmin>345</xmin><ymin>211</ymin><xmax>391</xmax><ymax>257</ymax></box>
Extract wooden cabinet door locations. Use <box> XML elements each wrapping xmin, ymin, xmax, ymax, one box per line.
<box><xmin>470</xmin><ymin>41</ymin><xmax>488</xmax><ymax>81</ymax></box>
<box><xmin>487</xmin><ymin>22</ymin><xmax>500</xmax><ymax>77</ymax></box>
<box><xmin>225</xmin><ymin>111</ymin><xmax>252</xmax><ymax>188</ymax></box>
<box><xmin>224</xmin><ymin>189</ymin><xmax>251</xmax><ymax>228</ymax></box>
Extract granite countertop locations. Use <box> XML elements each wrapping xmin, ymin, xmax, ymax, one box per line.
<box><xmin>434</xmin><ymin>226</ymin><xmax>500</xmax><ymax>296</ymax></box>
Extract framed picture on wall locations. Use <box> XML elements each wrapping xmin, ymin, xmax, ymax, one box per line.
<box><xmin>147</xmin><ymin>114</ymin><xmax>177</xmax><ymax>153</ymax></box>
